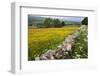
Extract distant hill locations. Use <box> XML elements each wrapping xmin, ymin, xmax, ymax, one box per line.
<box><xmin>64</xmin><ymin>21</ymin><xmax>81</xmax><ymax>25</ymax></box>
<box><xmin>28</xmin><ymin>15</ymin><xmax>82</xmax><ymax>27</ymax></box>
<box><xmin>28</xmin><ymin>15</ymin><xmax>45</xmax><ymax>25</ymax></box>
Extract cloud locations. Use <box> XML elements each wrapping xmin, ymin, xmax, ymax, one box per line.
<box><xmin>40</xmin><ymin>15</ymin><xmax>85</xmax><ymax>22</ymax></box>
<box><xmin>29</xmin><ymin>15</ymin><xmax>85</xmax><ymax>22</ymax></box>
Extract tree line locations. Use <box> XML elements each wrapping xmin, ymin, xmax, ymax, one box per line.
<box><xmin>43</xmin><ymin>18</ymin><xmax>65</xmax><ymax>28</ymax></box>
<box><xmin>29</xmin><ymin>17</ymin><xmax>88</xmax><ymax>28</ymax></box>
<box><xmin>43</xmin><ymin>17</ymin><xmax>88</xmax><ymax>28</ymax></box>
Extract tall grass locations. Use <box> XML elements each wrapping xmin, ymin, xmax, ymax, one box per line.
<box><xmin>28</xmin><ymin>26</ymin><xmax>79</xmax><ymax>60</ymax></box>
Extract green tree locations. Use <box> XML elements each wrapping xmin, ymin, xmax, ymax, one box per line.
<box><xmin>53</xmin><ymin>19</ymin><xmax>61</xmax><ymax>27</ymax></box>
<box><xmin>29</xmin><ymin>23</ymin><xmax>32</xmax><ymax>26</ymax></box>
<box><xmin>81</xmin><ymin>17</ymin><xmax>88</xmax><ymax>25</ymax></box>
<box><xmin>43</xmin><ymin>18</ymin><xmax>53</xmax><ymax>28</ymax></box>
<box><xmin>61</xmin><ymin>21</ymin><xmax>65</xmax><ymax>26</ymax></box>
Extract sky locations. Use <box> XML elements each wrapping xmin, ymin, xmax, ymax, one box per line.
<box><xmin>28</xmin><ymin>15</ymin><xmax>85</xmax><ymax>23</ymax></box>
<box><xmin>39</xmin><ymin>15</ymin><xmax>85</xmax><ymax>22</ymax></box>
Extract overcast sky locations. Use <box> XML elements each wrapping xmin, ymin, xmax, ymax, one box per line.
<box><xmin>28</xmin><ymin>15</ymin><xmax>85</xmax><ymax>22</ymax></box>
<box><xmin>39</xmin><ymin>15</ymin><xmax>85</xmax><ymax>22</ymax></box>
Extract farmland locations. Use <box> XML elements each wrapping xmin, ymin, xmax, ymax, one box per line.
<box><xmin>28</xmin><ymin>26</ymin><xmax>79</xmax><ymax>60</ymax></box>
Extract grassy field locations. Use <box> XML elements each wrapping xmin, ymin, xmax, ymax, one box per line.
<box><xmin>28</xmin><ymin>26</ymin><xmax>79</xmax><ymax>60</ymax></box>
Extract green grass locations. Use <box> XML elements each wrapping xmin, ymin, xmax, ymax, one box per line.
<box><xmin>28</xmin><ymin>26</ymin><xmax>79</xmax><ymax>60</ymax></box>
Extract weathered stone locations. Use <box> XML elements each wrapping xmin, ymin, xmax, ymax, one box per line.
<box><xmin>35</xmin><ymin>57</ymin><xmax>40</xmax><ymax>60</ymax></box>
<box><xmin>40</xmin><ymin>55</ymin><xmax>48</xmax><ymax>60</ymax></box>
<box><xmin>35</xmin><ymin>30</ymin><xmax>80</xmax><ymax>60</ymax></box>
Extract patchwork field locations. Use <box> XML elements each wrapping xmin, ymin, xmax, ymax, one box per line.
<box><xmin>28</xmin><ymin>26</ymin><xmax>79</xmax><ymax>60</ymax></box>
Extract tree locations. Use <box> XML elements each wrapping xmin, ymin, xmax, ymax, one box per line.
<box><xmin>43</xmin><ymin>18</ymin><xmax>65</xmax><ymax>28</ymax></box>
<box><xmin>61</xmin><ymin>21</ymin><xmax>65</xmax><ymax>26</ymax></box>
<box><xmin>29</xmin><ymin>23</ymin><xmax>32</xmax><ymax>26</ymax></box>
<box><xmin>43</xmin><ymin>18</ymin><xmax>53</xmax><ymax>28</ymax></box>
<box><xmin>81</xmin><ymin>17</ymin><xmax>88</xmax><ymax>25</ymax></box>
<box><xmin>53</xmin><ymin>19</ymin><xmax>61</xmax><ymax>27</ymax></box>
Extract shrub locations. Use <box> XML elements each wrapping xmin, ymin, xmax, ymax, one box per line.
<box><xmin>72</xmin><ymin>25</ymin><xmax>88</xmax><ymax>58</ymax></box>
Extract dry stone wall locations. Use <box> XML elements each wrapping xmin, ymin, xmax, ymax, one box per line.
<box><xmin>35</xmin><ymin>29</ymin><xmax>80</xmax><ymax>60</ymax></box>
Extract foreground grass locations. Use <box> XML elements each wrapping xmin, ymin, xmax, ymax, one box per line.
<box><xmin>28</xmin><ymin>26</ymin><xmax>79</xmax><ymax>60</ymax></box>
